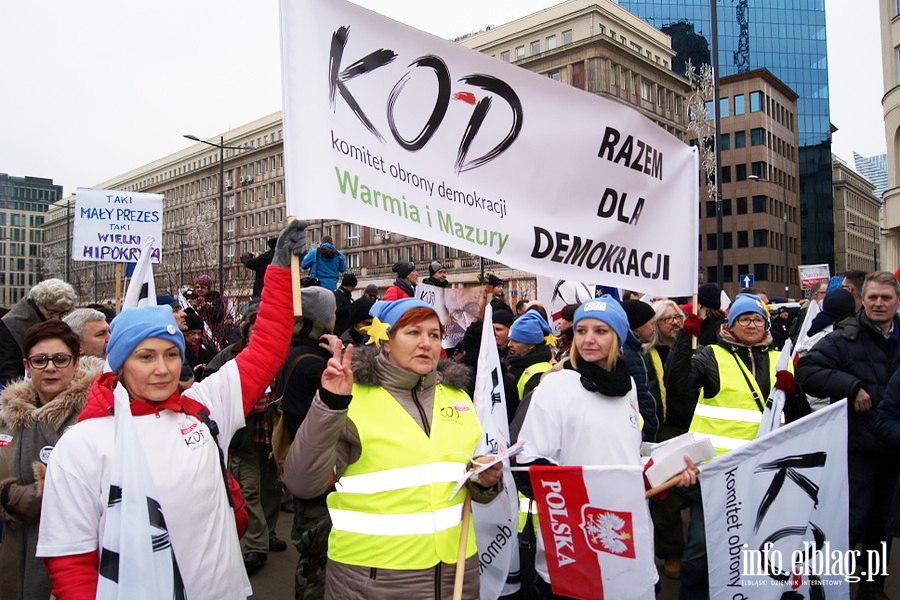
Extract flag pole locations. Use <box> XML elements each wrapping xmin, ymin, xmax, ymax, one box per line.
<box><xmin>287</xmin><ymin>217</ymin><xmax>303</xmax><ymax>318</ymax></box>
<box><xmin>452</xmin><ymin>492</ymin><xmax>472</xmax><ymax>600</ymax></box>
<box><xmin>114</xmin><ymin>262</ymin><xmax>124</xmax><ymax>311</ymax></box>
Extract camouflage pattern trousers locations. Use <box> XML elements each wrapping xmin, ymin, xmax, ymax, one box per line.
<box><xmin>291</xmin><ymin>497</ymin><xmax>331</xmax><ymax>600</ymax></box>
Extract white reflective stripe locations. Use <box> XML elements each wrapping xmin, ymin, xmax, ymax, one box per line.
<box><xmin>693</xmin><ymin>403</ymin><xmax>763</xmax><ymax>424</ymax></box>
<box><xmin>693</xmin><ymin>432</ymin><xmax>749</xmax><ymax>451</ymax></box>
<box><xmin>329</xmin><ymin>504</ymin><xmax>463</xmax><ymax>536</ymax></box>
<box><xmin>519</xmin><ymin>498</ymin><xmax>537</xmax><ymax>514</ymax></box>
<box><xmin>335</xmin><ymin>462</ymin><xmax>464</xmax><ymax>494</ymax></box>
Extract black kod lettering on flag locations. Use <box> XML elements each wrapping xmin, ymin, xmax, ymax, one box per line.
<box><xmin>99</xmin><ymin>548</ymin><xmax>120</xmax><ymax>583</ymax></box>
<box><xmin>455</xmin><ymin>74</ymin><xmax>523</xmax><ymax>174</ymax></box>
<box><xmin>753</xmin><ymin>452</ymin><xmax>826</xmax><ymax>533</ymax></box>
<box><xmin>329</xmin><ymin>26</ymin><xmax>397</xmax><ymax>142</ymax></box>
<box><xmin>139</xmin><ymin>282</ymin><xmax>149</xmax><ymax>302</ymax></box>
<box><xmin>387</xmin><ymin>55</ymin><xmax>451</xmax><ymax>151</ymax></box>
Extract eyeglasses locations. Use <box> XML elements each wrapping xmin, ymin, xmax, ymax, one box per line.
<box><xmin>661</xmin><ymin>315</ymin><xmax>684</xmax><ymax>323</ymax></box>
<box><xmin>735</xmin><ymin>316</ymin><xmax>766</xmax><ymax>327</ymax></box>
<box><xmin>26</xmin><ymin>353</ymin><xmax>74</xmax><ymax>369</ymax></box>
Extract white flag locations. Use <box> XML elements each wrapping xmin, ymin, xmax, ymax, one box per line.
<box><xmin>471</xmin><ymin>304</ymin><xmax>521</xmax><ymax>599</ymax></box>
<box><xmin>96</xmin><ymin>383</ymin><xmax>185</xmax><ymax>599</ymax></box>
<box><xmin>121</xmin><ymin>236</ymin><xmax>157</xmax><ymax>310</ymax></box>
<box><xmin>701</xmin><ymin>401</ymin><xmax>849</xmax><ymax>599</ymax></box>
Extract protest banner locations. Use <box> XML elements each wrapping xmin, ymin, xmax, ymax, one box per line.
<box><xmin>471</xmin><ymin>305</ymin><xmax>521</xmax><ymax>598</ymax></box>
<box><xmin>280</xmin><ymin>0</ymin><xmax>699</xmax><ymax>297</ymax></box>
<box><xmin>121</xmin><ymin>237</ymin><xmax>158</xmax><ymax>310</ymax></box>
<box><xmin>536</xmin><ymin>277</ymin><xmax>595</xmax><ymax>336</ymax></box>
<box><xmin>73</xmin><ymin>188</ymin><xmax>163</xmax><ymax>263</ymax></box>
<box><xmin>797</xmin><ymin>264</ymin><xmax>831</xmax><ymax>292</ymax></box>
<box><xmin>529</xmin><ymin>465</ymin><xmax>656</xmax><ymax>600</ymax></box>
<box><xmin>700</xmin><ymin>401</ymin><xmax>849</xmax><ymax>599</ymax></box>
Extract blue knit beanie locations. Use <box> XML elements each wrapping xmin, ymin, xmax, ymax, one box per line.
<box><xmin>369</xmin><ymin>298</ymin><xmax>435</xmax><ymax>329</ymax></box>
<box><xmin>107</xmin><ymin>305</ymin><xmax>186</xmax><ymax>372</ymax></box>
<box><xmin>727</xmin><ymin>293</ymin><xmax>768</xmax><ymax>328</ymax></box>
<box><xmin>509</xmin><ymin>310</ymin><xmax>552</xmax><ymax>345</ymax></box>
<box><xmin>572</xmin><ymin>295</ymin><xmax>629</xmax><ymax>344</ymax></box>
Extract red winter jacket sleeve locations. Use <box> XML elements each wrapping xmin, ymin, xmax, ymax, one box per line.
<box><xmin>382</xmin><ymin>285</ymin><xmax>409</xmax><ymax>301</ymax></box>
<box><xmin>235</xmin><ymin>265</ymin><xmax>295</xmax><ymax>415</ymax></box>
<box><xmin>45</xmin><ymin>552</ymin><xmax>98</xmax><ymax>600</ymax></box>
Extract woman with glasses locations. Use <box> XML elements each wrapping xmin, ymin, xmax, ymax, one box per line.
<box><xmin>0</xmin><ymin>321</ymin><xmax>103</xmax><ymax>600</ymax></box>
<box><xmin>34</xmin><ymin>221</ymin><xmax>306</xmax><ymax>600</ymax></box>
<box><xmin>664</xmin><ymin>293</ymin><xmax>809</xmax><ymax>598</ymax></box>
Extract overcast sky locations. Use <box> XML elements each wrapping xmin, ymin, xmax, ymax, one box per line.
<box><xmin>0</xmin><ymin>0</ymin><xmax>883</xmax><ymax>196</ymax></box>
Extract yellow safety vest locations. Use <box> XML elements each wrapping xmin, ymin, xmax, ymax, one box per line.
<box><xmin>689</xmin><ymin>345</ymin><xmax>787</xmax><ymax>455</ymax></box>
<box><xmin>648</xmin><ymin>347</ymin><xmax>666</xmax><ymax>420</ymax></box>
<box><xmin>516</xmin><ymin>362</ymin><xmax>552</xmax><ymax>399</ymax></box>
<box><xmin>327</xmin><ymin>384</ymin><xmax>482</xmax><ymax>569</ymax></box>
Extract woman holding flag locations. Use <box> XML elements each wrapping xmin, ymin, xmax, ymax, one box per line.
<box><xmin>34</xmin><ymin>220</ymin><xmax>308</xmax><ymax>599</ymax></box>
<box><xmin>284</xmin><ymin>297</ymin><xmax>502</xmax><ymax>599</ymax></box>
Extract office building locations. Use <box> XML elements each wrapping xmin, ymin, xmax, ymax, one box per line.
<box><xmin>0</xmin><ymin>174</ymin><xmax>63</xmax><ymax>306</ymax></box>
<box><xmin>853</xmin><ymin>152</ymin><xmax>888</xmax><ymax>201</ymax></box>
<box><xmin>833</xmin><ymin>155</ymin><xmax>882</xmax><ymax>273</ymax></box>
<box><xmin>698</xmin><ymin>69</ymin><xmax>801</xmax><ymax>299</ymax></box>
<box><xmin>619</xmin><ymin>0</ymin><xmax>835</xmax><ymax>270</ymax></box>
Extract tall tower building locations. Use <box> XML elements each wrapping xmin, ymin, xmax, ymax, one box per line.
<box><xmin>853</xmin><ymin>152</ymin><xmax>888</xmax><ymax>201</ymax></box>
<box><xmin>619</xmin><ymin>0</ymin><xmax>834</xmax><ymax>269</ymax></box>
<box><xmin>0</xmin><ymin>174</ymin><xmax>63</xmax><ymax>305</ymax></box>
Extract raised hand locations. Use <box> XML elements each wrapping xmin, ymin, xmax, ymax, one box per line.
<box><xmin>272</xmin><ymin>219</ymin><xmax>309</xmax><ymax>268</ymax></box>
<box><xmin>321</xmin><ymin>342</ymin><xmax>354</xmax><ymax>396</ymax></box>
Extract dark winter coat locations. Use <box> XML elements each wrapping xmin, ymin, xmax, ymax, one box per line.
<box><xmin>505</xmin><ymin>344</ymin><xmax>552</xmax><ymax>400</ymax></box>
<box><xmin>300</xmin><ymin>243</ymin><xmax>346</xmax><ymax>291</ymax></box>
<box><xmin>875</xmin><ymin>368</ymin><xmax>900</xmax><ymax>536</ymax></box>
<box><xmin>796</xmin><ymin>312</ymin><xmax>900</xmax><ymax>454</ymax></box>
<box><xmin>624</xmin><ymin>331</ymin><xmax>659</xmax><ymax>442</ymax></box>
<box><xmin>0</xmin><ymin>299</ymin><xmax>45</xmax><ymax>388</ymax></box>
<box><xmin>333</xmin><ymin>287</ymin><xmax>354</xmax><ymax>336</ymax></box>
<box><xmin>0</xmin><ymin>356</ymin><xmax>103</xmax><ymax>600</ymax></box>
<box><xmin>279</xmin><ymin>335</ymin><xmax>332</xmax><ymax>440</ymax></box>
<box><xmin>241</xmin><ymin>248</ymin><xmax>274</xmax><ymax>298</ymax></box>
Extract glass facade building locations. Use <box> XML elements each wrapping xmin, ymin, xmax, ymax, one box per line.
<box><xmin>619</xmin><ymin>0</ymin><xmax>834</xmax><ymax>268</ymax></box>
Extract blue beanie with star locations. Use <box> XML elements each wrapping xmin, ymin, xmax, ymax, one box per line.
<box><xmin>369</xmin><ymin>298</ymin><xmax>436</xmax><ymax>329</ymax></box>
<box><xmin>572</xmin><ymin>295</ymin><xmax>629</xmax><ymax>344</ymax></box>
<box><xmin>509</xmin><ymin>310</ymin><xmax>552</xmax><ymax>345</ymax></box>
<box><xmin>727</xmin><ymin>293</ymin><xmax>768</xmax><ymax>328</ymax></box>
<box><xmin>107</xmin><ymin>305</ymin><xmax>186</xmax><ymax>372</ymax></box>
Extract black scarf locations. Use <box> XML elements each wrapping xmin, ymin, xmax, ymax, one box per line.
<box><xmin>565</xmin><ymin>358</ymin><xmax>632</xmax><ymax>397</ymax></box>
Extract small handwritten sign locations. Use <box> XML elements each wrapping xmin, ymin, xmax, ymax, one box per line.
<box><xmin>73</xmin><ymin>188</ymin><xmax>163</xmax><ymax>263</ymax></box>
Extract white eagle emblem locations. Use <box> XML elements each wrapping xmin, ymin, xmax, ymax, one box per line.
<box><xmin>580</xmin><ymin>506</ymin><xmax>636</xmax><ymax>558</ymax></box>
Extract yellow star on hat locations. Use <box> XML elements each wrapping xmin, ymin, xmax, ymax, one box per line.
<box><xmin>362</xmin><ymin>316</ymin><xmax>390</xmax><ymax>346</ymax></box>
<box><xmin>544</xmin><ymin>333</ymin><xmax>558</xmax><ymax>347</ymax></box>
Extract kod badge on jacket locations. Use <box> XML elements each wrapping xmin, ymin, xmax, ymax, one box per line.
<box><xmin>39</xmin><ymin>445</ymin><xmax>53</xmax><ymax>464</ymax></box>
<box><xmin>180</xmin><ymin>419</ymin><xmax>209</xmax><ymax>449</ymax></box>
<box><xmin>0</xmin><ymin>434</ymin><xmax>12</xmax><ymax>448</ymax></box>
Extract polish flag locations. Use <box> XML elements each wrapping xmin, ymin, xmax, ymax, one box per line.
<box><xmin>529</xmin><ymin>465</ymin><xmax>655</xmax><ymax>600</ymax></box>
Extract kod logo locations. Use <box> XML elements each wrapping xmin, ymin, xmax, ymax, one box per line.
<box><xmin>329</xmin><ymin>26</ymin><xmax>523</xmax><ymax>173</ymax></box>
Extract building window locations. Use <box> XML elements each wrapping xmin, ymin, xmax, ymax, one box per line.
<box><xmin>751</xmin><ymin>161</ymin><xmax>766</xmax><ymax>179</ymax></box>
<box><xmin>720</xmin><ymin>133</ymin><xmax>730</xmax><ymax>150</ymax></box>
<box><xmin>705</xmin><ymin>201</ymin><xmax>717</xmax><ymax>218</ymax></box>
<box><xmin>723</xmin><ymin>232</ymin><xmax>733</xmax><ymax>249</ymax></box>
<box><xmin>738</xmin><ymin>230</ymin><xmax>749</xmax><ymax>247</ymax></box>
<box><xmin>734</xmin><ymin>130</ymin><xmax>746</xmax><ymax>148</ymax></box>
<box><xmin>562</xmin><ymin>29</ymin><xmax>573</xmax><ymax>44</ymax></box>
<box><xmin>736</xmin><ymin>197</ymin><xmax>748</xmax><ymax>214</ymax></box>
<box><xmin>722</xmin><ymin>198</ymin><xmax>732</xmax><ymax>216</ymax></box>
<box><xmin>546</xmin><ymin>35</ymin><xmax>557</xmax><ymax>50</ymax></box>
<box><xmin>753</xmin><ymin>230</ymin><xmax>768</xmax><ymax>247</ymax></box>
<box><xmin>721</xmin><ymin>166</ymin><xmax>731</xmax><ymax>183</ymax></box>
<box><xmin>640</xmin><ymin>80</ymin><xmax>652</xmax><ymax>101</ymax></box>
<box><xmin>750</xmin><ymin>91</ymin><xmax>763</xmax><ymax>112</ymax></box>
<box><xmin>736</xmin><ymin>164</ymin><xmax>747</xmax><ymax>181</ymax></box>
<box><xmin>531</xmin><ymin>40</ymin><xmax>540</xmax><ymax>55</ymax></box>
<box><xmin>752</xmin><ymin>195</ymin><xmax>767</xmax><ymax>213</ymax></box>
<box><xmin>347</xmin><ymin>253</ymin><xmax>360</xmax><ymax>269</ymax></box>
<box><xmin>724</xmin><ymin>265</ymin><xmax>734</xmax><ymax>282</ymax></box>
<box><xmin>346</xmin><ymin>223</ymin><xmax>360</xmax><ymax>247</ymax></box>
<box><xmin>719</xmin><ymin>97</ymin><xmax>729</xmax><ymax>118</ymax></box>
<box><xmin>515</xmin><ymin>45</ymin><xmax>525</xmax><ymax>60</ymax></box>
<box><xmin>734</xmin><ymin>94</ymin><xmax>746</xmax><ymax>115</ymax></box>
<box><xmin>630</xmin><ymin>42</ymin><xmax>642</xmax><ymax>54</ymax></box>
<box><xmin>706</xmin><ymin>233</ymin><xmax>717</xmax><ymax>250</ymax></box>
<box><xmin>706</xmin><ymin>267</ymin><xmax>718</xmax><ymax>286</ymax></box>
<box><xmin>548</xmin><ymin>70</ymin><xmax>561</xmax><ymax>81</ymax></box>
<box><xmin>500</xmin><ymin>50</ymin><xmax>510</xmax><ymax>62</ymax></box>
<box><xmin>754</xmin><ymin>263</ymin><xmax>769</xmax><ymax>281</ymax></box>
<box><xmin>751</xmin><ymin>127</ymin><xmax>764</xmax><ymax>146</ymax></box>
<box><xmin>704</xmin><ymin>100</ymin><xmax>714</xmax><ymax>121</ymax></box>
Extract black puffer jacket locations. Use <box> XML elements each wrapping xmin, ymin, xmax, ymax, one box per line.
<box><xmin>623</xmin><ymin>331</ymin><xmax>658</xmax><ymax>442</ymax></box>
<box><xmin>875</xmin><ymin>368</ymin><xmax>900</xmax><ymax>536</ymax></box>
<box><xmin>796</xmin><ymin>313</ymin><xmax>900</xmax><ymax>454</ymax></box>
<box><xmin>506</xmin><ymin>344</ymin><xmax>552</xmax><ymax>400</ymax></box>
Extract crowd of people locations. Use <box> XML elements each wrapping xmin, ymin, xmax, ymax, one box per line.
<box><xmin>1</xmin><ymin>223</ymin><xmax>899</xmax><ymax>599</ymax></box>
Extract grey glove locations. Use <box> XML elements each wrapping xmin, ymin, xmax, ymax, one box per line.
<box><xmin>272</xmin><ymin>220</ymin><xmax>309</xmax><ymax>268</ymax></box>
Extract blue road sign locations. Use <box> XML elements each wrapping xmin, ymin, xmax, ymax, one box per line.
<box><xmin>739</xmin><ymin>273</ymin><xmax>755</xmax><ymax>289</ymax></box>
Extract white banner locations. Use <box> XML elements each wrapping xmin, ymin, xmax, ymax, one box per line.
<box><xmin>121</xmin><ymin>236</ymin><xmax>158</xmax><ymax>310</ymax></box>
<box><xmin>280</xmin><ymin>0</ymin><xmax>699</xmax><ymax>297</ymax></box>
<box><xmin>471</xmin><ymin>305</ymin><xmax>520</xmax><ymax>598</ymax></box>
<box><xmin>700</xmin><ymin>401</ymin><xmax>850</xmax><ymax>599</ymax></box>
<box><xmin>73</xmin><ymin>188</ymin><xmax>163</xmax><ymax>263</ymax></box>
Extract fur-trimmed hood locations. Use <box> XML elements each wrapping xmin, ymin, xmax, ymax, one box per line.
<box><xmin>0</xmin><ymin>355</ymin><xmax>104</xmax><ymax>430</ymax></box>
<box><xmin>351</xmin><ymin>344</ymin><xmax>472</xmax><ymax>391</ymax></box>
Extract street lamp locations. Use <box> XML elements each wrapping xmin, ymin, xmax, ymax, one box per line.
<box><xmin>847</xmin><ymin>220</ymin><xmax>878</xmax><ymax>272</ymax></box>
<box><xmin>183</xmin><ymin>134</ymin><xmax>253</xmax><ymax>295</ymax></box>
<box><xmin>748</xmin><ymin>174</ymin><xmax>790</xmax><ymax>297</ymax></box>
